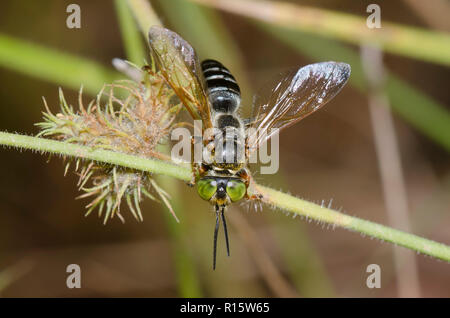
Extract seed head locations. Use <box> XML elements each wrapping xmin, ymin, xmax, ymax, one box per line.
<box><xmin>36</xmin><ymin>63</ymin><xmax>182</xmax><ymax>223</ymax></box>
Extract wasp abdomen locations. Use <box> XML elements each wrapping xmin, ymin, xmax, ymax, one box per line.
<box><xmin>202</xmin><ymin>59</ymin><xmax>241</xmax><ymax>113</ymax></box>
<box><xmin>202</xmin><ymin>59</ymin><xmax>245</xmax><ymax>170</ymax></box>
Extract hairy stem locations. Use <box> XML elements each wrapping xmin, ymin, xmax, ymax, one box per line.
<box><xmin>255</xmin><ymin>185</ymin><xmax>450</xmax><ymax>262</ymax></box>
<box><xmin>1</xmin><ymin>131</ymin><xmax>449</xmax><ymax>262</ymax></box>
<box><xmin>0</xmin><ymin>132</ymin><xmax>191</xmax><ymax>181</ymax></box>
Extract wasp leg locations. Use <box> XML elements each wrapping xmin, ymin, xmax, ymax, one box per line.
<box><xmin>188</xmin><ymin>135</ymin><xmax>203</xmax><ymax>187</ymax></box>
<box><xmin>244</xmin><ymin>136</ymin><xmax>250</xmax><ymax>163</ymax></box>
<box><xmin>249</xmin><ymin>193</ymin><xmax>264</xmax><ymax>201</ymax></box>
<box><xmin>188</xmin><ymin>163</ymin><xmax>198</xmax><ymax>187</ymax></box>
<box><xmin>241</xmin><ymin>137</ymin><xmax>262</xmax><ymax>200</ymax></box>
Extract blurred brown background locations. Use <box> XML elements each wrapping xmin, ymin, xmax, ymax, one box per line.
<box><xmin>0</xmin><ymin>0</ymin><xmax>449</xmax><ymax>297</ymax></box>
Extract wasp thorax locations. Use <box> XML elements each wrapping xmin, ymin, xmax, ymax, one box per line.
<box><xmin>216</xmin><ymin>114</ymin><xmax>241</xmax><ymax>129</ymax></box>
<box><xmin>201</xmin><ymin>129</ymin><xmax>245</xmax><ymax>168</ymax></box>
<box><xmin>209</xmin><ymin>91</ymin><xmax>240</xmax><ymax>113</ymax></box>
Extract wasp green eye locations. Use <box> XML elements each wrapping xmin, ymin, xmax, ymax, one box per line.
<box><xmin>226</xmin><ymin>180</ymin><xmax>246</xmax><ymax>202</ymax></box>
<box><xmin>197</xmin><ymin>179</ymin><xmax>217</xmax><ymax>201</ymax></box>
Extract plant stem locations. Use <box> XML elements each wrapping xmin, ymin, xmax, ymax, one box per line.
<box><xmin>1</xmin><ymin>131</ymin><xmax>450</xmax><ymax>262</ymax></box>
<box><xmin>0</xmin><ymin>132</ymin><xmax>191</xmax><ymax>181</ymax></box>
<box><xmin>255</xmin><ymin>185</ymin><xmax>450</xmax><ymax>262</ymax></box>
<box><xmin>361</xmin><ymin>45</ymin><xmax>420</xmax><ymax>296</ymax></box>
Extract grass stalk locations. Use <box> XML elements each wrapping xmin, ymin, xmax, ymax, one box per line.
<box><xmin>255</xmin><ymin>184</ymin><xmax>450</xmax><ymax>262</ymax></box>
<box><xmin>1</xmin><ymin>131</ymin><xmax>449</xmax><ymax>262</ymax></box>
<box><xmin>361</xmin><ymin>45</ymin><xmax>420</xmax><ymax>297</ymax></box>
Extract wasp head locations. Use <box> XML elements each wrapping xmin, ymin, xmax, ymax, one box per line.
<box><xmin>197</xmin><ymin>177</ymin><xmax>246</xmax><ymax>207</ymax></box>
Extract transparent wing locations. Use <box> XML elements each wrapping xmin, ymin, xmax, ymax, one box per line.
<box><xmin>247</xmin><ymin>61</ymin><xmax>351</xmax><ymax>153</ymax></box>
<box><xmin>148</xmin><ymin>26</ymin><xmax>213</xmax><ymax>129</ymax></box>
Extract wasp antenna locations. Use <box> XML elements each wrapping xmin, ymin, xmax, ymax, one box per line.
<box><xmin>213</xmin><ymin>206</ymin><xmax>220</xmax><ymax>270</ymax></box>
<box><xmin>221</xmin><ymin>207</ymin><xmax>230</xmax><ymax>257</ymax></box>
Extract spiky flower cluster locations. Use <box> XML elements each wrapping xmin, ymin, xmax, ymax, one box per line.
<box><xmin>36</xmin><ymin>66</ymin><xmax>181</xmax><ymax>224</ymax></box>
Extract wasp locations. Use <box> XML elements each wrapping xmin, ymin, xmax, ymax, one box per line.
<box><xmin>147</xmin><ymin>26</ymin><xmax>351</xmax><ymax>269</ymax></box>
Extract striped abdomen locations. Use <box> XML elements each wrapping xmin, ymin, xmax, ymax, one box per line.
<box><xmin>201</xmin><ymin>59</ymin><xmax>241</xmax><ymax>114</ymax></box>
<box><xmin>201</xmin><ymin>59</ymin><xmax>245</xmax><ymax>170</ymax></box>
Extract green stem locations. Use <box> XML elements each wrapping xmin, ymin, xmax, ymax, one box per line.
<box><xmin>256</xmin><ymin>185</ymin><xmax>450</xmax><ymax>262</ymax></box>
<box><xmin>1</xmin><ymin>131</ymin><xmax>449</xmax><ymax>262</ymax></box>
<box><xmin>0</xmin><ymin>132</ymin><xmax>191</xmax><ymax>181</ymax></box>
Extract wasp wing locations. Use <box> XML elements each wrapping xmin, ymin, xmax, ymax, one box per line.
<box><xmin>247</xmin><ymin>62</ymin><xmax>350</xmax><ymax>153</ymax></box>
<box><xmin>148</xmin><ymin>26</ymin><xmax>213</xmax><ymax>129</ymax></box>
